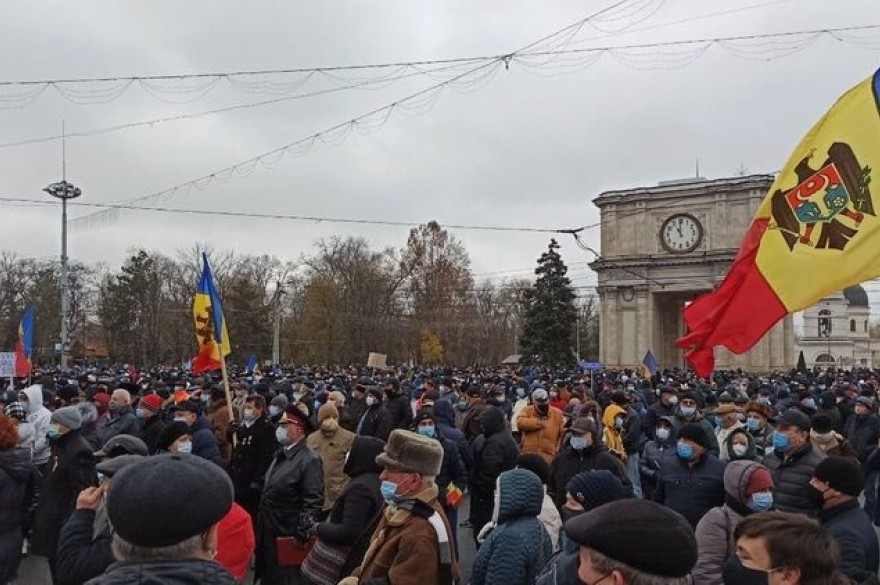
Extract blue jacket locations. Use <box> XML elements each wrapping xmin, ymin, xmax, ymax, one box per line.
<box><xmin>819</xmin><ymin>499</ymin><xmax>880</xmax><ymax>579</ymax></box>
<box><xmin>654</xmin><ymin>449</ymin><xmax>725</xmax><ymax>528</ymax></box>
<box><xmin>433</xmin><ymin>399</ymin><xmax>474</xmax><ymax>472</ymax></box>
<box><xmin>472</xmin><ymin>469</ymin><xmax>552</xmax><ymax>585</ymax></box>
<box><xmin>190</xmin><ymin>416</ymin><xmax>223</xmax><ymax>467</ymax></box>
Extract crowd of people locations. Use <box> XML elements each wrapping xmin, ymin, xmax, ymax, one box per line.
<box><xmin>1</xmin><ymin>364</ymin><xmax>880</xmax><ymax>584</ymax></box>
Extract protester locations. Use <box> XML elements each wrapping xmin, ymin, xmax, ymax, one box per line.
<box><xmin>517</xmin><ymin>387</ymin><xmax>566</xmax><ymax>464</ymax></box>
<box><xmin>156</xmin><ymin>420</ymin><xmax>194</xmax><ymax>455</ymax></box>
<box><xmin>472</xmin><ymin>468</ymin><xmax>552</xmax><ymax>585</ymax></box>
<box><xmin>693</xmin><ymin>461</ymin><xmax>775</xmax><ymax>585</ymax></box>
<box><xmin>254</xmin><ymin>404</ymin><xmax>324</xmax><ymax>585</ymax></box>
<box><xmin>433</xmin><ymin>397</ymin><xmax>474</xmax><ymax>473</ymax></box>
<box><xmin>228</xmin><ymin>394</ymin><xmax>277</xmax><ymax>518</ymax></box>
<box><xmin>644</xmin><ymin>386</ymin><xmax>679</xmax><ymax>438</ymax></box>
<box><xmin>307</xmin><ymin>403</ymin><xmax>355</xmax><ymax>514</ymax></box>
<box><xmin>355</xmin><ymin>387</ymin><xmax>391</xmax><ymax>441</ymax></box>
<box><xmin>93</xmin><ymin>434</ymin><xmax>148</xmax><ymax>460</ymax></box>
<box><xmin>340</xmin><ymin>383</ymin><xmax>367</xmax><ymax>433</ymax></box>
<box><xmin>744</xmin><ymin>400</ymin><xmax>775</xmax><ymax>457</ymax></box>
<box><xmin>601</xmin><ymin>401</ymin><xmax>628</xmax><ymax>463</ymax></box>
<box><xmin>715</xmin><ymin>403</ymin><xmax>745</xmax><ymax>461</ymax></box>
<box><xmin>810</xmin><ymin>456</ymin><xmax>879</xmax><ymax>580</ymax></box>
<box><xmin>340</xmin><ymin>429</ymin><xmax>458</xmax><ymax>585</ymax></box>
<box><xmin>19</xmin><ymin>384</ymin><xmax>51</xmax><ymax>468</ymax></box>
<box><xmin>87</xmin><ymin>454</ymin><xmax>238</xmax><ymax>584</ymax></box>
<box><xmin>75</xmin><ymin>401</ymin><xmax>100</xmax><ymax>450</ymax></box>
<box><xmin>171</xmin><ymin>399</ymin><xmax>224</xmax><ymax>466</ymax></box>
<box><xmin>469</xmin><ymin>405</ymin><xmax>519</xmax><ymax>544</ymax></box>
<box><xmin>843</xmin><ymin>395</ymin><xmax>880</xmax><ymax>516</ymax></box>
<box><xmin>95</xmin><ymin>389</ymin><xmax>141</xmax><ymax>447</ymax></box>
<box><xmin>32</xmin><ymin>405</ymin><xmax>97</xmax><ymax>581</ymax></box>
<box><xmin>516</xmin><ymin>453</ymin><xmax>563</xmax><ymax>551</ymax></box>
<box><xmin>216</xmin><ymin>500</ymin><xmax>256</xmax><ymax>583</ymax></box>
<box><xmin>654</xmin><ymin>422</ymin><xmax>725</xmax><ymax>528</ymax></box>
<box><xmin>0</xmin><ymin>413</ymin><xmax>32</xmax><ymax>584</ymax></box>
<box><xmin>640</xmin><ymin>415</ymin><xmax>675</xmax><ymax>496</ymax></box>
<box><xmin>207</xmin><ymin>385</ymin><xmax>234</xmax><ymax>466</ymax></box>
<box><xmin>461</xmin><ymin>385</ymin><xmax>489</xmax><ymax>442</ymax></box>
<box><xmin>763</xmin><ymin>409</ymin><xmax>826</xmax><ymax>515</ymax></box>
<box><xmin>301</xmin><ymin>436</ymin><xmax>385</xmax><ymax>585</ymax></box>
<box><xmin>382</xmin><ymin>378</ymin><xmax>412</xmax><ymax>431</ymax></box>
<box><xmin>810</xmin><ymin>412</ymin><xmax>857</xmax><ymax>459</ymax></box>
<box><xmin>672</xmin><ymin>391</ymin><xmax>720</xmax><ymax>456</ymax></box>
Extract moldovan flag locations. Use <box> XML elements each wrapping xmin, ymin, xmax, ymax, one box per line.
<box><xmin>14</xmin><ymin>306</ymin><xmax>34</xmax><ymax>377</ymax></box>
<box><xmin>192</xmin><ymin>253</ymin><xmax>231</xmax><ymax>374</ymax></box>
<box><xmin>677</xmin><ymin>68</ymin><xmax>880</xmax><ymax>377</ymax></box>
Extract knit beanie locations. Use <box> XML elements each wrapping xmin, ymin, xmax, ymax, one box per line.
<box><xmin>676</xmin><ymin>423</ymin><xmax>711</xmax><ymax>450</ymax></box>
<box><xmin>814</xmin><ymin>456</ymin><xmax>864</xmax><ymax>497</ymax></box>
<box><xmin>139</xmin><ymin>394</ymin><xmax>162</xmax><ymax>414</ymax></box>
<box><xmin>811</xmin><ymin>413</ymin><xmax>833</xmax><ymax>435</ymax></box>
<box><xmin>318</xmin><ymin>403</ymin><xmax>339</xmax><ymax>422</ymax></box>
<box><xmin>745</xmin><ymin>467</ymin><xmax>774</xmax><ymax>496</ymax></box>
<box><xmin>566</xmin><ymin>470</ymin><xmax>625</xmax><ymax>511</ymax></box>
<box><xmin>516</xmin><ymin>453</ymin><xmax>551</xmax><ymax>486</ymax></box>
<box><xmin>51</xmin><ymin>405</ymin><xmax>82</xmax><ymax>430</ymax></box>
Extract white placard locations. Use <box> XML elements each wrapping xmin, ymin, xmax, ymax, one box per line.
<box><xmin>0</xmin><ymin>352</ymin><xmax>15</xmax><ymax>378</ymax></box>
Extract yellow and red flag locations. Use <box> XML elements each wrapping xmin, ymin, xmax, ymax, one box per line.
<box><xmin>677</xmin><ymin>68</ymin><xmax>880</xmax><ymax>377</ymax></box>
<box><xmin>192</xmin><ymin>253</ymin><xmax>231</xmax><ymax>374</ymax></box>
<box><xmin>14</xmin><ymin>306</ymin><xmax>34</xmax><ymax>377</ymax></box>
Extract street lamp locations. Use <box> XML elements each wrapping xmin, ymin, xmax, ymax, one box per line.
<box><xmin>44</xmin><ymin>180</ymin><xmax>81</xmax><ymax>370</ymax></box>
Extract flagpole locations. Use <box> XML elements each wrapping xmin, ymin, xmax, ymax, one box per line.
<box><xmin>219</xmin><ymin>357</ymin><xmax>237</xmax><ymax>448</ymax></box>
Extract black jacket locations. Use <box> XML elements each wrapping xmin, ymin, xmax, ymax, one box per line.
<box><xmin>437</xmin><ymin>434</ymin><xmax>468</xmax><ymax>497</ymax></box>
<box><xmin>95</xmin><ymin>409</ymin><xmax>141</xmax><ymax>447</ymax></box>
<box><xmin>654</xmin><ymin>450</ymin><xmax>725</xmax><ymax>528</ymax></box>
<box><xmin>227</xmin><ymin>416</ymin><xmax>277</xmax><ymax>501</ymax></box>
<box><xmin>32</xmin><ymin>430</ymin><xmax>97</xmax><ymax>558</ymax></box>
<box><xmin>763</xmin><ymin>442</ymin><xmax>826</xmax><ymax>515</ymax></box>
<box><xmin>357</xmin><ymin>404</ymin><xmax>392</xmax><ymax>442</ymax></box>
<box><xmin>434</xmin><ymin>399</ymin><xmax>474</xmax><ymax>472</ymax></box>
<box><xmin>0</xmin><ymin>447</ymin><xmax>31</xmax><ymax>584</ymax></box>
<box><xmin>820</xmin><ymin>499</ymin><xmax>880</xmax><ymax>579</ymax></box>
<box><xmin>139</xmin><ymin>415</ymin><xmax>166</xmax><ymax>455</ymax></box>
<box><xmin>341</xmin><ymin>398</ymin><xmax>367</xmax><ymax>433</ymax></box>
<box><xmin>84</xmin><ymin>559</ymin><xmax>237</xmax><ymax>585</ymax></box>
<box><xmin>189</xmin><ymin>415</ymin><xmax>223</xmax><ymax>467</ymax></box>
<box><xmin>56</xmin><ymin>508</ymin><xmax>114</xmax><ymax>585</ymax></box>
<box><xmin>383</xmin><ymin>392</ymin><xmax>413</xmax><ymax>431</ymax></box>
<box><xmin>844</xmin><ymin>414</ymin><xmax>880</xmax><ymax>462</ymax></box>
<box><xmin>549</xmin><ymin>443</ymin><xmax>631</xmax><ymax>509</ymax></box>
<box><xmin>470</xmin><ymin>406</ymin><xmax>518</xmax><ymax>498</ymax></box>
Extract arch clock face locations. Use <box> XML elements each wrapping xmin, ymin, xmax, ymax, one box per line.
<box><xmin>660</xmin><ymin>214</ymin><xmax>703</xmax><ymax>254</ymax></box>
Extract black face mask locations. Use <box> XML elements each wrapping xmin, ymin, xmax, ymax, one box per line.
<box><xmin>537</xmin><ymin>403</ymin><xmax>550</xmax><ymax>415</ymax></box>
<box><xmin>561</xmin><ymin>505</ymin><xmax>583</xmax><ymax>523</ymax></box>
<box><xmin>807</xmin><ymin>485</ymin><xmax>828</xmax><ymax>509</ymax></box>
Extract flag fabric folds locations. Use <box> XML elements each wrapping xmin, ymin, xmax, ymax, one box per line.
<box><xmin>642</xmin><ymin>350</ymin><xmax>659</xmax><ymax>376</ymax></box>
<box><xmin>14</xmin><ymin>306</ymin><xmax>34</xmax><ymax>377</ymax></box>
<box><xmin>192</xmin><ymin>253</ymin><xmax>231</xmax><ymax>374</ymax></box>
<box><xmin>246</xmin><ymin>354</ymin><xmax>258</xmax><ymax>374</ymax></box>
<box><xmin>677</xmin><ymin>67</ymin><xmax>880</xmax><ymax>377</ymax></box>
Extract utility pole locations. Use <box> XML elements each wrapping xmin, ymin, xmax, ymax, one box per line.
<box><xmin>44</xmin><ymin>123</ymin><xmax>81</xmax><ymax>370</ymax></box>
<box><xmin>576</xmin><ymin>307</ymin><xmax>581</xmax><ymax>361</ymax></box>
<box><xmin>271</xmin><ymin>281</ymin><xmax>286</xmax><ymax>365</ymax></box>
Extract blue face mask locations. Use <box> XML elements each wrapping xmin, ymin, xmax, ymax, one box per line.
<box><xmin>772</xmin><ymin>431</ymin><xmax>791</xmax><ymax>452</ymax></box>
<box><xmin>676</xmin><ymin>441</ymin><xmax>695</xmax><ymax>461</ymax></box>
<box><xmin>456</xmin><ymin>401</ymin><xmax>468</xmax><ymax>412</ymax></box>
<box><xmin>418</xmin><ymin>426</ymin><xmax>435</xmax><ymax>438</ymax></box>
<box><xmin>570</xmin><ymin>436</ymin><xmax>587</xmax><ymax>451</ymax></box>
<box><xmin>177</xmin><ymin>441</ymin><xmax>193</xmax><ymax>454</ymax></box>
<box><xmin>748</xmin><ymin>491</ymin><xmax>774</xmax><ymax>512</ymax></box>
<box><xmin>380</xmin><ymin>480</ymin><xmax>398</xmax><ymax>504</ymax></box>
<box><xmin>746</xmin><ymin>417</ymin><xmax>761</xmax><ymax>431</ymax></box>
<box><xmin>269</xmin><ymin>405</ymin><xmax>281</xmax><ymax>417</ymax></box>
<box><xmin>680</xmin><ymin>406</ymin><xmax>696</xmax><ymax>418</ymax></box>
<box><xmin>516</xmin><ymin>389</ymin><xmax>525</xmax><ymax>398</ymax></box>
<box><xmin>802</xmin><ymin>398</ymin><xmax>816</xmax><ymax>410</ymax></box>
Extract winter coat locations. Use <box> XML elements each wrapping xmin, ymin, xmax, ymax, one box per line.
<box><xmin>22</xmin><ymin>384</ymin><xmax>51</xmax><ymax>465</ymax></box>
<box><xmin>819</xmin><ymin>405</ymin><xmax>843</xmax><ymax>433</ymax></box>
<box><xmin>810</xmin><ymin>431</ymin><xmax>858</xmax><ymax>461</ymax></box>
<box><xmin>748</xmin><ymin>422</ymin><xmax>775</xmax><ymax>458</ymax></box>
<box><xmin>207</xmin><ymin>400</ymin><xmax>233</xmax><ymax>466</ymax></box>
<box><xmin>0</xmin><ymin>447</ymin><xmax>32</xmax><ymax>583</ymax></box>
<box><xmin>84</xmin><ymin>559</ymin><xmax>238</xmax><ymax>585</ymax></box>
<box><xmin>436</xmin><ymin>433</ymin><xmax>468</xmax><ymax>500</ymax></box>
<box><xmin>307</xmin><ymin>424</ymin><xmax>356</xmax><ymax>511</ymax></box>
<box><xmin>819</xmin><ymin>499</ymin><xmax>880</xmax><ymax>580</ymax></box>
<box><xmin>56</xmin><ymin>508</ymin><xmax>114</xmax><ymax>585</ymax></box>
<box><xmin>95</xmin><ymin>407</ymin><xmax>141</xmax><ymax>448</ymax></box>
<box><xmin>601</xmin><ymin>404</ymin><xmax>627</xmax><ymax>461</ymax></box>
<box><xmin>723</xmin><ymin>428</ymin><xmax>759</xmax><ymax>462</ymax></box>
<box><xmin>32</xmin><ymin>429</ymin><xmax>97</xmax><ymax>559</ymax></box>
<box><xmin>461</xmin><ymin>399</ymin><xmax>489</xmax><ymax>442</ymax></box>
<box><xmin>549</xmin><ymin>443</ymin><xmax>631</xmax><ymax>509</ymax></box>
<box><xmin>535</xmin><ymin>550</ymin><xmax>578</xmax><ymax>585</ymax></box>
<box><xmin>621</xmin><ymin>404</ymin><xmax>643</xmax><ymax>456</ymax></box>
<box><xmin>216</xmin><ymin>502</ymin><xmax>255</xmax><ymax>581</ymax></box>
<box><xmin>671</xmin><ymin>412</ymin><xmax>720</xmax><ymax>456</ymax></box>
<box><xmin>763</xmin><ymin>441</ymin><xmax>825</xmax><ymax>515</ymax></box>
<box><xmin>693</xmin><ymin>461</ymin><xmax>767</xmax><ymax>585</ymax></box>
<box><xmin>227</xmin><ymin>415</ymin><xmax>277</xmax><ymax>507</ymax></box>
<box><xmin>844</xmin><ymin>413</ymin><xmax>880</xmax><ymax>462</ymax></box>
<box><xmin>640</xmin><ymin>425</ymin><xmax>675</xmax><ymax>495</ymax></box>
<box><xmin>357</xmin><ymin>404</ymin><xmax>392</xmax><ymax>442</ymax></box>
<box><xmin>470</xmin><ymin>406</ymin><xmax>519</xmax><ymax>498</ymax></box>
<box><xmin>189</xmin><ymin>415</ymin><xmax>224</xmax><ymax>467</ymax></box>
<box><xmin>654</xmin><ymin>449</ymin><xmax>725</xmax><ymax>529</ymax></box>
<box><xmin>433</xmin><ymin>399</ymin><xmax>474</xmax><ymax>472</ymax></box>
<box><xmin>538</xmin><ymin>491</ymin><xmax>562</xmax><ymax>552</ymax></box>
<box><xmin>517</xmin><ymin>404</ymin><xmax>565</xmax><ymax>464</ymax></box>
<box><xmin>644</xmin><ymin>400</ymin><xmax>678</xmax><ymax>438</ymax></box>
<box><xmin>341</xmin><ymin>398</ymin><xmax>367</xmax><ymax>433</ymax></box>
<box><xmin>139</xmin><ymin>414</ymin><xmax>166</xmax><ymax>455</ymax></box>
<box><xmin>255</xmin><ymin>439</ymin><xmax>324</xmax><ymax>581</ymax></box>
<box><xmin>716</xmin><ymin>422</ymin><xmax>746</xmax><ymax>461</ymax></box>
<box><xmin>352</xmin><ymin>486</ymin><xmax>459</xmax><ymax>585</ymax></box>
<box><xmin>384</xmin><ymin>392</ymin><xmax>413</xmax><ymax>431</ymax></box>
<box><xmin>472</xmin><ymin>470</ymin><xmax>553</xmax><ymax>585</ymax></box>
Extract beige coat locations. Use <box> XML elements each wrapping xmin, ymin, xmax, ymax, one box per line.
<box><xmin>307</xmin><ymin>423</ymin><xmax>355</xmax><ymax>511</ymax></box>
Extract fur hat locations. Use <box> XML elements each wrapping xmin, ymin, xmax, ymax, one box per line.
<box><xmin>745</xmin><ymin>401</ymin><xmax>771</xmax><ymax>419</ymax></box>
<box><xmin>376</xmin><ymin>429</ymin><xmax>443</xmax><ymax>476</ymax></box>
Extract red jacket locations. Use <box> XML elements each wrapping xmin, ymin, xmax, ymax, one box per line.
<box><xmin>217</xmin><ymin>502</ymin><xmax>255</xmax><ymax>580</ymax></box>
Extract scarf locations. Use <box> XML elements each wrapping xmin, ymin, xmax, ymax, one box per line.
<box><xmin>384</xmin><ymin>484</ymin><xmax>439</xmax><ymax>525</ymax></box>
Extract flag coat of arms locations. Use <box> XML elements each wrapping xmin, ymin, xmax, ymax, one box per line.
<box><xmin>677</xmin><ymin>68</ymin><xmax>880</xmax><ymax>377</ymax></box>
<box><xmin>192</xmin><ymin>253</ymin><xmax>231</xmax><ymax>374</ymax></box>
<box><xmin>14</xmin><ymin>306</ymin><xmax>34</xmax><ymax>377</ymax></box>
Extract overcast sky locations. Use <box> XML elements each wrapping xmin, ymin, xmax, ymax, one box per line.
<box><xmin>0</xmin><ymin>0</ymin><xmax>878</xmax><ymax>323</ymax></box>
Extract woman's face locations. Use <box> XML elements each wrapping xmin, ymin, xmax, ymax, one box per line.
<box><xmin>171</xmin><ymin>434</ymin><xmax>192</xmax><ymax>453</ymax></box>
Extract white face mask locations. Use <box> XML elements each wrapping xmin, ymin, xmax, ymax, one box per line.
<box><xmin>366</xmin><ymin>396</ymin><xmax>376</xmax><ymax>407</ymax></box>
<box><xmin>732</xmin><ymin>443</ymin><xmax>748</xmax><ymax>457</ymax></box>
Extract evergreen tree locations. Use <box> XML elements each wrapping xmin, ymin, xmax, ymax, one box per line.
<box><xmin>519</xmin><ymin>239</ymin><xmax>578</xmax><ymax>366</ymax></box>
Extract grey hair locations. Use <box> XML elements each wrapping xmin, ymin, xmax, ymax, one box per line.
<box><xmin>111</xmin><ymin>532</ymin><xmax>206</xmax><ymax>562</ymax></box>
<box><xmin>111</xmin><ymin>389</ymin><xmax>132</xmax><ymax>405</ymax></box>
<box><xmin>589</xmin><ymin>548</ymin><xmax>693</xmax><ymax>585</ymax></box>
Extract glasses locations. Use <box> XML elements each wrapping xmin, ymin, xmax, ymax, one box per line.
<box><xmin>587</xmin><ymin>573</ymin><xmax>613</xmax><ymax>585</ymax></box>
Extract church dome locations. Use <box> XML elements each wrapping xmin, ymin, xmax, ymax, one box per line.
<box><xmin>844</xmin><ymin>284</ymin><xmax>869</xmax><ymax>308</ymax></box>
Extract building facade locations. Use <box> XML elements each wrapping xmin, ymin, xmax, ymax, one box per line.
<box><xmin>798</xmin><ymin>285</ymin><xmax>873</xmax><ymax>368</ymax></box>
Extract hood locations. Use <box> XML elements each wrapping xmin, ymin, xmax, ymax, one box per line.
<box><xmin>481</xmin><ymin>405</ymin><xmax>507</xmax><ymax>436</ymax></box>
<box><xmin>0</xmin><ymin>447</ymin><xmax>33</xmax><ymax>483</ymax></box>
<box><xmin>496</xmin><ymin>468</ymin><xmax>544</xmax><ymax>523</ymax></box>
<box><xmin>432</xmin><ymin>399</ymin><xmax>456</xmax><ymax>427</ymax></box>
<box><xmin>76</xmin><ymin>401</ymin><xmax>98</xmax><ymax>425</ymax></box>
<box><xmin>602</xmin><ymin>404</ymin><xmax>626</xmax><ymax>428</ymax></box>
<box><xmin>344</xmin><ymin>435</ymin><xmax>385</xmax><ymax>478</ymax></box>
<box><xmin>21</xmin><ymin>384</ymin><xmax>45</xmax><ymax>413</ymax></box>
<box><xmin>723</xmin><ymin>460</ymin><xmax>764</xmax><ymax>504</ymax></box>
<box><xmin>725</xmin><ymin>428</ymin><xmax>757</xmax><ymax>461</ymax></box>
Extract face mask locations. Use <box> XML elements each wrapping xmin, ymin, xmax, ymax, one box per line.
<box><xmin>614</xmin><ymin>417</ymin><xmax>625</xmax><ymax>430</ymax></box>
<box><xmin>177</xmin><ymin>441</ymin><xmax>192</xmax><ymax>454</ymax></box>
<box><xmin>200</xmin><ymin>394</ymin><xmax>210</xmax><ymax>403</ymax></box>
<box><xmin>560</xmin><ymin>505</ymin><xmax>582</xmax><ymax>523</ymax></box>
<box><xmin>47</xmin><ymin>424</ymin><xmax>62</xmax><ymax>440</ymax></box>
<box><xmin>772</xmin><ymin>431</ymin><xmax>791</xmax><ymax>452</ymax></box>
<box><xmin>732</xmin><ymin>443</ymin><xmax>748</xmax><ymax>457</ymax></box>
<box><xmin>570</xmin><ymin>436</ymin><xmax>587</xmax><ymax>451</ymax></box>
<box><xmin>244</xmin><ymin>408</ymin><xmax>257</xmax><ymax>422</ymax></box>
<box><xmin>380</xmin><ymin>480</ymin><xmax>398</xmax><ymax>504</ymax></box>
<box><xmin>656</xmin><ymin>427</ymin><xmax>670</xmax><ymax>441</ymax></box>
<box><xmin>417</xmin><ymin>426</ymin><xmax>436</xmax><ymax>438</ymax></box>
<box><xmin>669</xmin><ymin>395</ymin><xmax>679</xmax><ymax>406</ymax></box>
<box><xmin>536</xmin><ymin>403</ymin><xmax>549</xmax><ymax>415</ymax></box>
<box><xmin>758</xmin><ymin>397</ymin><xmax>771</xmax><ymax>405</ymax></box>
<box><xmin>366</xmin><ymin>396</ymin><xmax>377</xmax><ymax>407</ymax></box>
<box><xmin>456</xmin><ymin>400</ymin><xmax>468</xmax><ymax>412</ymax></box>
<box><xmin>135</xmin><ymin>408</ymin><xmax>146</xmax><ymax>419</ymax></box>
<box><xmin>493</xmin><ymin>395</ymin><xmax>505</xmax><ymax>404</ymax></box>
<box><xmin>20</xmin><ymin>401</ymin><xmax>30</xmax><ymax>413</ymax></box>
<box><xmin>802</xmin><ymin>398</ymin><xmax>816</xmax><ymax>409</ymax></box>
<box><xmin>808</xmin><ymin>485</ymin><xmax>829</xmax><ymax>509</ymax></box>
<box><xmin>269</xmin><ymin>405</ymin><xmax>281</xmax><ymax>417</ymax></box>
<box><xmin>748</xmin><ymin>491</ymin><xmax>773</xmax><ymax>512</ymax></box>
<box><xmin>746</xmin><ymin>417</ymin><xmax>761</xmax><ymax>431</ymax></box>
<box><xmin>516</xmin><ymin>389</ymin><xmax>525</xmax><ymax>398</ymax></box>
<box><xmin>677</xmin><ymin>441</ymin><xmax>695</xmax><ymax>461</ymax></box>
<box><xmin>275</xmin><ymin>426</ymin><xmax>290</xmax><ymax>446</ymax></box>
<box><xmin>174</xmin><ymin>416</ymin><xmax>190</xmax><ymax>426</ymax></box>
<box><xmin>680</xmin><ymin>405</ymin><xmax>696</xmax><ymax>418</ymax></box>
<box><xmin>97</xmin><ymin>472</ymin><xmax>106</xmax><ymax>484</ymax></box>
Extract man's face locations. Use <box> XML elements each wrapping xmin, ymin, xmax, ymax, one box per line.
<box><xmin>736</xmin><ymin>536</ymin><xmax>796</xmax><ymax>585</ymax></box>
<box><xmin>174</xmin><ymin>410</ymin><xmax>196</xmax><ymax>426</ymax></box>
<box><xmin>379</xmin><ymin>469</ymin><xmax>421</xmax><ymax>498</ymax></box>
<box><xmin>110</xmin><ymin>392</ymin><xmax>127</xmax><ymax>409</ymax></box>
<box><xmin>278</xmin><ymin>416</ymin><xmax>305</xmax><ymax>443</ymax></box>
<box><xmin>577</xmin><ymin>548</ymin><xmax>617</xmax><ymax>585</ymax></box>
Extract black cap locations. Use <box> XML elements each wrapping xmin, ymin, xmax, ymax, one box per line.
<box><xmin>814</xmin><ymin>456</ymin><xmax>864</xmax><ymax>497</ymax></box>
<box><xmin>564</xmin><ymin>499</ymin><xmax>697</xmax><ymax>578</ymax></box>
<box><xmin>107</xmin><ymin>454</ymin><xmax>232</xmax><ymax>547</ymax></box>
<box><xmin>778</xmin><ymin>408</ymin><xmax>811</xmax><ymax>432</ymax></box>
<box><xmin>676</xmin><ymin>423</ymin><xmax>711</xmax><ymax>451</ymax></box>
